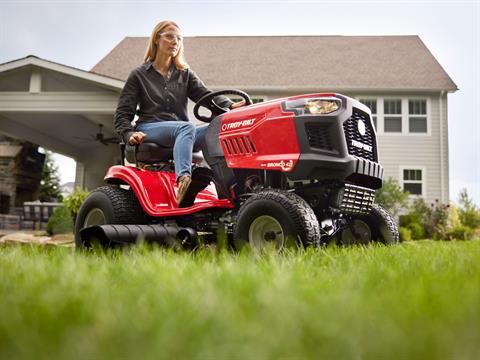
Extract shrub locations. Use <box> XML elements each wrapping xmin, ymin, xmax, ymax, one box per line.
<box><xmin>63</xmin><ymin>187</ymin><xmax>90</xmax><ymax>220</ymax></box>
<box><xmin>447</xmin><ymin>225</ymin><xmax>475</xmax><ymax>241</ymax></box>
<box><xmin>375</xmin><ymin>178</ymin><xmax>409</xmax><ymax>217</ymax></box>
<box><xmin>399</xmin><ymin>213</ymin><xmax>421</xmax><ymax>227</ymax></box>
<box><xmin>407</xmin><ymin>222</ymin><xmax>425</xmax><ymax>240</ymax></box>
<box><xmin>429</xmin><ymin>200</ymin><xmax>450</xmax><ymax>240</ymax></box>
<box><xmin>46</xmin><ymin>206</ymin><xmax>74</xmax><ymax>235</ymax></box>
<box><xmin>448</xmin><ymin>203</ymin><xmax>462</xmax><ymax>229</ymax></box>
<box><xmin>399</xmin><ymin>212</ymin><xmax>425</xmax><ymax>240</ymax></box>
<box><xmin>399</xmin><ymin>227</ymin><xmax>412</xmax><ymax>242</ymax></box>
<box><xmin>408</xmin><ymin>197</ymin><xmax>431</xmax><ymax>229</ymax></box>
<box><xmin>408</xmin><ymin>197</ymin><xmax>450</xmax><ymax>240</ymax></box>
<box><xmin>458</xmin><ymin>189</ymin><xmax>480</xmax><ymax>229</ymax></box>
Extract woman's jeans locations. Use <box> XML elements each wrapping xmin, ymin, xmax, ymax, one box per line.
<box><xmin>136</xmin><ymin>121</ymin><xmax>207</xmax><ymax>181</ymax></box>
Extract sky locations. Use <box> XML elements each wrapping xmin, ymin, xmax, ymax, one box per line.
<box><xmin>0</xmin><ymin>0</ymin><xmax>479</xmax><ymax>204</ymax></box>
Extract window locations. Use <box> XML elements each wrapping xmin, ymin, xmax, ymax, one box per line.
<box><xmin>402</xmin><ymin>168</ymin><xmax>423</xmax><ymax>195</ymax></box>
<box><xmin>251</xmin><ymin>98</ymin><xmax>264</xmax><ymax>104</ymax></box>
<box><xmin>409</xmin><ymin>99</ymin><xmax>427</xmax><ymax>133</ymax></box>
<box><xmin>359</xmin><ymin>99</ymin><xmax>377</xmax><ymax>130</ymax></box>
<box><xmin>384</xmin><ymin>99</ymin><xmax>402</xmax><ymax>133</ymax></box>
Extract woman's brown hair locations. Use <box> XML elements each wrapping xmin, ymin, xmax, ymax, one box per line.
<box><xmin>144</xmin><ymin>20</ymin><xmax>189</xmax><ymax>70</ymax></box>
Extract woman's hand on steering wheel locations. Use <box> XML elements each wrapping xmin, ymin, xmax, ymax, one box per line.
<box><xmin>193</xmin><ymin>89</ymin><xmax>253</xmax><ymax>123</ymax></box>
<box><xmin>230</xmin><ymin>99</ymin><xmax>246</xmax><ymax>110</ymax></box>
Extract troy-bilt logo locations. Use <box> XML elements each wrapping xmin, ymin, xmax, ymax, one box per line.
<box><xmin>357</xmin><ymin>119</ymin><xmax>366</xmax><ymax>136</ymax></box>
<box><xmin>221</xmin><ymin>118</ymin><xmax>255</xmax><ymax>131</ymax></box>
<box><xmin>260</xmin><ymin>160</ymin><xmax>294</xmax><ymax>171</ymax></box>
<box><xmin>351</xmin><ymin>139</ymin><xmax>372</xmax><ymax>152</ymax></box>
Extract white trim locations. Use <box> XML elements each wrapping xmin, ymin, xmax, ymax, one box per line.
<box><xmin>29</xmin><ymin>69</ymin><xmax>42</xmax><ymax>93</ymax></box>
<box><xmin>0</xmin><ymin>56</ymin><xmax>125</xmax><ymax>90</ymax></box>
<box><xmin>0</xmin><ymin>92</ymin><xmax>118</xmax><ymax>113</ymax></box>
<box><xmin>399</xmin><ymin>166</ymin><xmax>427</xmax><ymax>197</ymax></box>
<box><xmin>439</xmin><ymin>90</ymin><xmax>446</xmax><ymax>201</ymax></box>
<box><xmin>75</xmin><ymin>162</ymin><xmax>85</xmax><ymax>189</ymax></box>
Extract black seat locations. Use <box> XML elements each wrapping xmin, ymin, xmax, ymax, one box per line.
<box><xmin>125</xmin><ymin>143</ymin><xmax>204</xmax><ymax>164</ymax></box>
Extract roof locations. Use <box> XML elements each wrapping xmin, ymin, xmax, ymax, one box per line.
<box><xmin>91</xmin><ymin>35</ymin><xmax>458</xmax><ymax>92</ymax></box>
<box><xmin>0</xmin><ymin>55</ymin><xmax>125</xmax><ymax>90</ymax></box>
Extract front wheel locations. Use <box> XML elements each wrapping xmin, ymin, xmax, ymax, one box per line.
<box><xmin>233</xmin><ymin>190</ymin><xmax>320</xmax><ymax>251</ymax></box>
<box><xmin>74</xmin><ymin>185</ymin><xmax>148</xmax><ymax>249</ymax></box>
<box><xmin>339</xmin><ymin>204</ymin><xmax>399</xmax><ymax>245</ymax></box>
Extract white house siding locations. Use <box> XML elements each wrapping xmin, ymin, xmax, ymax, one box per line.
<box><xmin>373</xmin><ymin>92</ymin><xmax>448</xmax><ymax>204</ymax></box>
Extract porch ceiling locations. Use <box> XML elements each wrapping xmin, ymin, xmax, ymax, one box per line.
<box><xmin>0</xmin><ymin>113</ymin><xmax>119</xmax><ymax>159</ymax></box>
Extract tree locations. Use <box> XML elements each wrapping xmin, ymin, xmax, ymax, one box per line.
<box><xmin>375</xmin><ymin>177</ymin><xmax>409</xmax><ymax>217</ymax></box>
<box><xmin>39</xmin><ymin>151</ymin><xmax>63</xmax><ymax>202</ymax></box>
<box><xmin>458</xmin><ymin>188</ymin><xmax>480</xmax><ymax>229</ymax></box>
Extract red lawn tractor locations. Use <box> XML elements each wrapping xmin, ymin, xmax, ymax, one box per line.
<box><xmin>75</xmin><ymin>90</ymin><xmax>398</xmax><ymax>250</ymax></box>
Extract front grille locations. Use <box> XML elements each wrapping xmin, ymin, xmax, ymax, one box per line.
<box><xmin>338</xmin><ymin>183</ymin><xmax>375</xmax><ymax>214</ymax></box>
<box><xmin>343</xmin><ymin>108</ymin><xmax>376</xmax><ymax>162</ymax></box>
<box><xmin>306</xmin><ymin>123</ymin><xmax>333</xmax><ymax>151</ymax></box>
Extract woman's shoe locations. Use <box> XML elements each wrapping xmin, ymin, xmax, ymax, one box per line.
<box><xmin>177</xmin><ymin>167</ymin><xmax>214</xmax><ymax>208</ymax></box>
<box><xmin>177</xmin><ymin>175</ymin><xmax>192</xmax><ymax>207</ymax></box>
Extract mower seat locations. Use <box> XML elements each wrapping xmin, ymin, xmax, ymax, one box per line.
<box><xmin>125</xmin><ymin>143</ymin><xmax>204</xmax><ymax>164</ymax></box>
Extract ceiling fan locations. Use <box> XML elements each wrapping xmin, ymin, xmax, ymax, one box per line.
<box><xmin>73</xmin><ymin>124</ymin><xmax>119</xmax><ymax>146</ymax></box>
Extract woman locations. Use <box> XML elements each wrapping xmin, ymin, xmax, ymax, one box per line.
<box><xmin>114</xmin><ymin>20</ymin><xmax>245</xmax><ymax>207</ymax></box>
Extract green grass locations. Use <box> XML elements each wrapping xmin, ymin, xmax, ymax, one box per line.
<box><xmin>1</xmin><ymin>241</ymin><xmax>479</xmax><ymax>360</ymax></box>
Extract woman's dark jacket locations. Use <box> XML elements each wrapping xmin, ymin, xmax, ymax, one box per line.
<box><xmin>114</xmin><ymin>61</ymin><xmax>233</xmax><ymax>143</ymax></box>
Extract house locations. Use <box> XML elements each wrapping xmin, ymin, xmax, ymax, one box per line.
<box><xmin>0</xmin><ymin>35</ymin><xmax>457</xmax><ymax>207</ymax></box>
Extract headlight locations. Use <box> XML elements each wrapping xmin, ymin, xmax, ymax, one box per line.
<box><xmin>305</xmin><ymin>99</ymin><xmax>339</xmax><ymax>114</ymax></box>
<box><xmin>284</xmin><ymin>97</ymin><xmax>341</xmax><ymax>115</ymax></box>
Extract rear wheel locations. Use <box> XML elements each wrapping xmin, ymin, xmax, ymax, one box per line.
<box><xmin>74</xmin><ymin>185</ymin><xmax>148</xmax><ymax>249</ymax></box>
<box><xmin>338</xmin><ymin>204</ymin><xmax>399</xmax><ymax>245</ymax></box>
<box><xmin>233</xmin><ymin>190</ymin><xmax>320</xmax><ymax>251</ymax></box>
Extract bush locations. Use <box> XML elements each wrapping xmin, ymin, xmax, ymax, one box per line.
<box><xmin>448</xmin><ymin>204</ymin><xmax>462</xmax><ymax>229</ymax></box>
<box><xmin>46</xmin><ymin>206</ymin><xmax>74</xmax><ymax>235</ymax></box>
<box><xmin>458</xmin><ymin>189</ymin><xmax>480</xmax><ymax>229</ymax></box>
<box><xmin>399</xmin><ymin>227</ymin><xmax>412</xmax><ymax>242</ymax></box>
<box><xmin>429</xmin><ymin>200</ymin><xmax>450</xmax><ymax>240</ymax></box>
<box><xmin>375</xmin><ymin>178</ymin><xmax>409</xmax><ymax>218</ymax></box>
<box><xmin>399</xmin><ymin>213</ymin><xmax>425</xmax><ymax>240</ymax></box>
<box><xmin>407</xmin><ymin>222</ymin><xmax>425</xmax><ymax>240</ymax></box>
<box><xmin>447</xmin><ymin>225</ymin><xmax>475</xmax><ymax>241</ymax></box>
<box><xmin>63</xmin><ymin>187</ymin><xmax>90</xmax><ymax>220</ymax></box>
<box><xmin>399</xmin><ymin>213</ymin><xmax>421</xmax><ymax>227</ymax></box>
<box><xmin>407</xmin><ymin>197</ymin><xmax>450</xmax><ymax>240</ymax></box>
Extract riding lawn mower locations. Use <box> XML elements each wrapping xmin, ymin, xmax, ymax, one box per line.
<box><xmin>75</xmin><ymin>90</ymin><xmax>399</xmax><ymax>250</ymax></box>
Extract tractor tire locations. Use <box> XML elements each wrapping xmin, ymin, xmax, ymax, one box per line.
<box><xmin>339</xmin><ymin>204</ymin><xmax>399</xmax><ymax>245</ymax></box>
<box><xmin>75</xmin><ymin>185</ymin><xmax>148</xmax><ymax>249</ymax></box>
<box><xmin>233</xmin><ymin>190</ymin><xmax>320</xmax><ymax>251</ymax></box>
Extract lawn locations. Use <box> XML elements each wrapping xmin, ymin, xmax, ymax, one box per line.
<box><xmin>1</xmin><ymin>241</ymin><xmax>479</xmax><ymax>360</ymax></box>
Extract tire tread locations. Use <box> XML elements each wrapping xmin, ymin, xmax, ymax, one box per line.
<box><xmin>235</xmin><ymin>189</ymin><xmax>320</xmax><ymax>248</ymax></box>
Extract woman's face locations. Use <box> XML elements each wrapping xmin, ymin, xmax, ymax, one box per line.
<box><xmin>156</xmin><ymin>25</ymin><xmax>182</xmax><ymax>58</ymax></box>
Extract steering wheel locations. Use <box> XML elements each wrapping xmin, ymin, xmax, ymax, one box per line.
<box><xmin>193</xmin><ymin>89</ymin><xmax>253</xmax><ymax>123</ymax></box>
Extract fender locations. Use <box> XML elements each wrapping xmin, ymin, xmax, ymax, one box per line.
<box><xmin>104</xmin><ymin>165</ymin><xmax>234</xmax><ymax>217</ymax></box>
